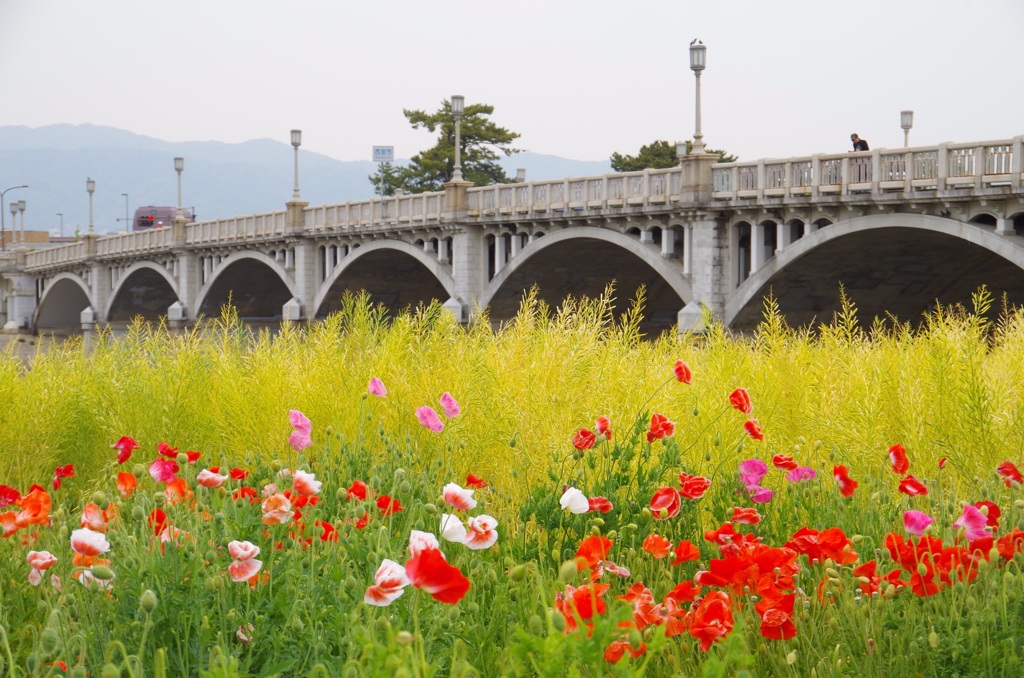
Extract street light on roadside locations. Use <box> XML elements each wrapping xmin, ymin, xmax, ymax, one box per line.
<box><xmin>16</xmin><ymin>200</ymin><xmax>26</xmax><ymax>242</ymax></box>
<box><xmin>290</xmin><ymin>130</ymin><xmax>302</xmax><ymax>200</ymax></box>
<box><xmin>87</xmin><ymin>178</ymin><xmax>95</xmax><ymax>234</ymax></box>
<box><xmin>174</xmin><ymin>157</ymin><xmax>184</xmax><ymax>219</ymax></box>
<box><xmin>689</xmin><ymin>39</ymin><xmax>707</xmax><ymax>155</ymax></box>
<box><xmin>122</xmin><ymin>193</ymin><xmax>129</xmax><ymax>233</ymax></box>
<box><xmin>901</xmin><ymin>110</ymin><xmax>914</xmax><ymax>148</ymax></box>
<box><xmin>8</xmin><ymin>203</ymin><xmax>17</xmax><ymax>244</ymax></box>
<box><xmin>450</xmin><ymin>95</ymin><xmax>465</xmax><ymax>183</ymax></box>
<box><xmin>1</xmin><ymin>184</ymin><xmax>28</xmax><ymax>250</ymax></box>
<box><xmin>57</xmin><ymin>213</ymin><xmax>64</xmax><ymax>239</ymax></box>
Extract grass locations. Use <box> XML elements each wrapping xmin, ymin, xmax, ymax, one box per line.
<box><xmin>1</xmin><ymin>287</ymin><xmax>1024</xmax><ymax>675</ymax></box>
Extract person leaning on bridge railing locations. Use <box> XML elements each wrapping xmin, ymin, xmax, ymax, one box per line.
<box><xmin>850</xmin><ymin>133</ymin><xmax>869</xmax><ymax>151</ymax></box>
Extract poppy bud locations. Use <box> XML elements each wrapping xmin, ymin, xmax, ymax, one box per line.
<box><xmin>91</xmin><ymin>565</ymin><xmax>115</xmax><ymax>581</ymax></box>
<box><xmin>624</xmin><ymin>523</ymin><xmax>638</xmax><ymax>531</ymax></box>
<box><xmin>787</xmin><ymin>651</ymin><xmax>797</xmax><ymax>665</ymax></box>
<box><xmin>290</xmin><ymin>617</ymin><xmax>304</xmax><ymax>633</ymax></box>
<box><xmin>154</xmin><ymin>493</ymin><xmax>165</xmax><ymax>506</ymax></box>
<box><xmin>589</xmin><ymin>526</ymin><xmax>600</xmax><ymax>536</ymax></box>
<box><xmin>133</xmin><ymin>464</ymin><xmax>145</xmax><ymax>477</ymax></box>
<box><xmin>550</xmin><ymin>610</ymin><xmax>567</xmax><ymax>634</ymax></box>
<box><xmin>528</xmin><ymin>614</ymin><xmax>543</xmax><ymax>636</ymax></box>
<box><xmin>271</xmin><ymin>460</ymin><xmax>282</xmax><ymax>473</ymax></box>
<box><xmin>140</xmin><ymin>589</ymin><xmax>158</xmax><ymax>614</ymax></box>
<box><xmin>131</xmin><ymin>506</ymin><xmax>145</xmax><ymax>521</ymax></box>
<box><xmin>606</xmin><ymin>530</ymin><xmax>617</xmax><ymax>539</ymax></box>
<box><xmin>40</xmin><ymin>628</ymin><xmax>59</xmax><ymax>655</ymax></box>
<box><xmin>395</xmin><ymin>631</ymin><xmax>414</xmax><ymax>646</ymax></box>
<box><xmin>713</xmin><ymin>433</ymin><xmax>721</xmax><ymax>446</ymax></box>
<box><xmin>399</xmin><ymin>481</ymin><xmax>412</xmax><ymax>494</ymax></box>
<box><xmin>916</xmin><ymin>562</ymin><xmax>928</xmax><ymax>576</ymax></box>
<box><xmin>101</xmin><ymin>664</ymin><xmax>120</xmax><ymax>678</ymax></box>
<box><xmin>510</xmin><ymin>565</ymin><xmax>527</xmax><ymax>582</ymax></box>
<box><xmin>558</xmin><ymin>560</ymin><xmax>578</xmax><ymax>583</ymax></box>
<box><xmin>509</xmin><ymin>437</ymin><xmax>517</xmax><ymax>448</ymax></box>
<box><xmin>692</xmin><ymin>408</ymin><xmax>699</xmax><ymax>417</ymax></box>
<box><xmin>928</xmin><ymin>628</ymin><xmax>939</xmax><ymax>649</ymax></box>
<box><xmin>825</xmin><ymin>568</ymin><xmax>839</xmax><ymax>578</ymax></box>
<box><xmin>205</xmin><ymin>577</ymin><xmax>217</xmax><ymax>592</ymax></box>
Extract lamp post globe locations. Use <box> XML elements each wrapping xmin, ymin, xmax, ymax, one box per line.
<box><xmin>901</xmin><ymin>110</ymin><xmax>914</xmax><ymax>148</ymax></box>
<box><xmin>689</xmin><ymin>39</ymin><xmax>707</xmax><ymax>155</ymax></box>
<box><xmin>16</xmin><ymin>200</ymin><xmax>26</xmax><ymax>242</ymax></box>
<box><xmin>87</xmin><ymin>178</ymin><xmax>95</xmax><ymax>234</ymax></box>
<box><xmin>8</xmin><ymin>202</ymin><xmax>17</xmax><ymax>243</ymax></box>
<box><xmin>174</xmin><ymin>157</ymin><xmax>184</xmax><ymax>219</ymax></box>
<box><xmin>450</xmin><ymin>95</ymin><xmax>465</xmax><ymax>183</ymax></box>
<box><xmin>1</xmin><ymin>184</ymin><xmax>28</xmax><ymax>250</ymax></box>
<box><xmin>291</xmin><ymin>130</ymin><xmax>302</xmax><ymax>200</ymax></box>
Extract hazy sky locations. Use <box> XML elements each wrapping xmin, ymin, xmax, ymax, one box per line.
<box><xmin>2</xmin><ymin>0</ymin><xmax>1022</xmax><ymax>163</ymax></box>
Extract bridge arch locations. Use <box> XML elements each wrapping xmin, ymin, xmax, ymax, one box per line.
<box><xmin>480</xmin><ymin>226</ymin><xmax>692</xmax><ymax>333</ymax></box>
<box><xmin>195</xmin><ymin>251</ymin><xmax>298</xmax><ymax>320</ymax></box>
<box><xmin>105</xmin><ymin>262</ymin><xmax>180</xmax><ymax>323</ymax></box>
<box><xmin>725</xmin><ymin>213</ymin><xmax>1024</xmax><ymax>330</ymax></box>
<box><xmin>314</xmin><ymin>240</ymin><xmax>456</xmax><ymax>318</ymax></box>
<box><xmin>34</xmin><ymin>273</ymin><xmax>94</xmax><ymax>332</ymax></box>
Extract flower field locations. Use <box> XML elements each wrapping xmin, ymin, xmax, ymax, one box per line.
<box><xmin>2</xmin><ymin>290</ymin><xmax>1024</xmax><ymax>676</ymax></box>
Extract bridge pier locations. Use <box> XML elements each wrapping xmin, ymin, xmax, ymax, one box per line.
<box><xmin>2</xmin><ymin>248</ymin><xmax>36</xmax><ymax>332</ymax></box>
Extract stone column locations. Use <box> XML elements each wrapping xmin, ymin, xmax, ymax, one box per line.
<box><xmin>678</xmin><ymin>213</ymin><xmax>727</xmax><ymax>333</ymax></box>
<box><xmin>750</xmin><ymin>223</ymin><xmax>764</xmax><ymax>274</ymax></box>
<box><xmin>493</xmin><ymin>233</ymin><xmax>507</xmax><ymax>275</ymax></box>
<box><xmin>661</xmin><ymin>227</ymin><xmax>676</xmax><ymax>258</ymax></box>
<box><xmin>443</xmin><ymin>178</ymin><xmax>479</xmax><ymax>322</ymax></box>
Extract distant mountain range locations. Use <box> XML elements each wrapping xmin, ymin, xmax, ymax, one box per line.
<box><xmin>0</xmin><ymin>124</ymin><xmax>611</xmax><ymax>236</ymax></box>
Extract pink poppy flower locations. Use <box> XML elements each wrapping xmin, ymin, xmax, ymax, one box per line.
<box><xmin>364</xmin><ymin>559</ymin><xmax>410</xmax><ymax>606</ymax></box>
<box><xmin>228</xmin><ymin>540</ymin><xmax>261</xmax><ymax>561</ymax></box>
<box><xmin>288</xmin><ymin>410</ymin><xmax>312</xmax><ymax>452</ymax></box>
<box><xmin>786</xmin><ymin>467</ymin><xmax>816</xmax><ymax>483</ymax></box>
<box><xmin>70</xmin><ymin>527</ymin><xmax>110</xmax><ymax>557</ymax></box>
<box><xmin>196</xmin><ymin>469</ymin><xmax>229</xmax><ymax>489</ymax></box>
<box><xmin>368</xmin><ymin>377</ymin><xmax>387</xmax><ymax>397</ymax></box>
<box><xmin>149</xmin><ymin>458</ymin><xmax>179</xmax><ymax>483</ymax></box>
<box><xmin>673</xmin><ymin>359</ymin><xmax>692</xmax><ymax>384</ymax></box>
<box><xmin>729</xmin><ymin>388</ymin><xmax>753</xmax><ymax>415</ymax></box>
<box><xmin>442</xmin><ymin>482</ymin><xmax>477</xmax><ymax>511</ymax></box>
<box><xmin>903</xmin><ymin>510</ymin><xmax>935</xmax><ymax>536</ymax></box>
<box><xmin>559</xmin><ymin>487</ymin><xmax>589</xmax><ymax>514</ymax></box>
<box><xmin>408</xmin><ymin>530</ymin><xmax>440</xmax><ymax>558</ymax></box>
<box><xmin>743</xmin><ymin>419</ymin><xmax>765</xmax><ymax>441</ymax></box>
<box><xmin>954</xmin><ymin>504</ymin><xmax>991</xmax><ymax>541</ymax></box>
<box><xmin>440</xmin><ymin>514</ymin><xmax>468</xmax><ymax>543</ymax></box>
<box><xmin>229</xmin><ymin>558</ymin><xmax>264</xmax><ymax>583</ymax></box>
<box><xmin>112</xmin><ymin>436</ymin><xmax>138</xmax><ymax>464</ymax></box>
<box><xmin>261</xmin><ymin>493</ymin><xmax>294</xmax><ymax>526</ymax></box>
<box><xmin>898</xmin><ymin>475</ymin><xmax>928</xmax><ymax>496</ymax></box>
<box><xmin>292</xmin><ymin>470</ymin><xmax>322</xmax><ymax>497</ymax></box>
<box><xmin>748</xmin><ymin>485</ymin><xmax>775</xmax><ymax>504</ymax></box>
<box><xmin>595</xmin><ymin>415</ymin><xmax>613</xmax><ymax>440</ymax></box>
<box><xmin>26</xmin><ymin>550</ymin><xmax>57</xmax><ymax>586</ymax></box>
<box><xmin>462</xmin><ymin>514</ymin><xmax>498</xmax><ymax>550</ymax></box>
<box><xmin>439</xmin><ymin>392</ymin><xmax>461</xmax><ymax>418</ymax></box>
<box><xmin>738</xmin><ymin>459</ymin><xmax>769</xmax><ymax>486</ymax></box>
<box><xmin>416</xmin><ymin>406</ymin><xmax>445</xmax><ymax>433</ymax></box>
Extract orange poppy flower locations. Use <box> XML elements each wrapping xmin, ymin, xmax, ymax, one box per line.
<box><xmin>642</xmin><ymin>534</ymin><xmax>672</xmax><ymax>559</ymax></box>
<box><xmin>15</xmin><ymin>488</ymin><xmax>52</xmax><ymax>528</ymax></box>
<box><xmin>116</xmin><ymin>472</ymin><xmax>137</xmax><ymax>498</ymax></box>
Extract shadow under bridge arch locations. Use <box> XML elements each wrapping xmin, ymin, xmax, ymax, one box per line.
<box><xmin>480</xmin><ymin>227</ymin><xmax>692</xmax><ymax>334</ymax></box>
<box><xmin>196</xmin><ymin>252</ymin><xmax>297</xmax><ymax>321</ymax></box>
<box><xmin>726</xmin><ymin>213</ymin><xmax>1024</xmax><ymax>331</ymax></box>
<box><xmin>314</xmin><ymin>240</ymin><xmax>456</xmax><ymax>318</ymax></box>
<box><xmin>105</xmin><ymin>262</ymin><xmax>180</xmax><ymax>324</ymax></box>
<box><xmin>34</xmin><ymin>273</ymin><xmax>94</xmax><ymax>333</ymax></box>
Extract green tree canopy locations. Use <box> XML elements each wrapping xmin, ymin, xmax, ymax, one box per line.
<box><xmin>610</xmin><ymin>140</ymin><xmax>736</xmax><ymax>172</ymax></box>
<box><xmin>370</xmin><ymin>101</ymin><xmax>521</xmax><ymax>195</ymax></box>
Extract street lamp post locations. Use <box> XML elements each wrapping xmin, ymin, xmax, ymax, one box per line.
<box><xmin>450</xmin><ymin>95</ymin><xmax>465</xmax><ymax>183</ymax></box>
<box><xmin>689</xmin><ymin>39</ymin><xmax>707</xmax><ymax>155</ymax></box>
<box><xmin>901</xmin><ymin>110</ymin><xmax>914</xmax><ymax>148</ymax></box>
<box><xmin>17</xmin><ymin>200</ymin><xmax>26</xmax><ymax>243</ymax></box>
<box><xmin>174</xmin><ymin>157</ymin><xmax>184</xmax><ymax>219</ymax></box>
<box><xmin>87</xmin><ymin>178</ymin><xmax>95</xmax><ymax>234</ymax></box>
<box><xmin>57</xmin><ymin>213</ymin><xmax>64</xmax><ymax>239</ymax></box>
<box><xmin>122</xmin><ymin>193</ymin><xmax>130</xmax><ymax>233</ymax></box>
<box><xmin>8</xmin><ymin>203</ymin><xmax>17</xmax><ymax>244</ymax></box>
<box><xmin>1</xmin><ymin>184</ymin><xmax>28</xmax><ymax>250</ymax></box>
<box><xmin>290</xmin><ymin>130</ymin><xmax>302</xmax><ymax>200</ymax></box>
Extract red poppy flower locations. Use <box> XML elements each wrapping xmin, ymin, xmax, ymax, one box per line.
<box><xmin>996</xmin><ymin>529</ymin><xmax>1024</xmax><ymax>560</ymax></box>
<box><xmin>316</xmin><ymin>520</ymin><xmax>338</xmax><ymax>542</ymax></box>
<box><xmin>595</xmin><ymin>415</ymin><xmax>613</xmax><ymax>440</ymax></box>
<box><xmin>888</xmin><ymin>444</ymin><xmax>910</xmax><ymax>475</ymax></box>
<box><xmin>148</xmin><ymin>509</ymin><xmax>168</xmax><ymax>536</ymax></box>
<box><xmin>688</xmin><ymin>590</ymin><xmax>734</xmax><ymax>651</ymax></box>
<box><xmin>730</xmin><ymin>507</ymin><xmax>761</xmax><ymax>525</ymax></box>
<box><xmin>347</xmin><ymin>480</ymin><xmax>369</xmax><ymax>500</ymax></box>
<box><xmin>157</xmin><ymin>442</ymin><xmax>179</xmax><ymax>459</ymax></box>
<box><xmin>642</xmin><ymin>534</ymin><xmax>672</xmax><ymax>559</ymax></box>
<box><xmin>0</xmin><ymin>485</ymin><xmax>21</xmax><ymax>509</ymax></box>
<box><xmin>164</xmin><ymin>477</ymin><xmax>192</xmax><ymax>505</ymax></box>
<box><xmin>573</xmin><ymin>428</ymin><xmax>596</xmax><ymax>451</ymax></box>
<box><xmin>113</xmin><ymin>436</ymin><xmax>138</xmax><ymax>464</ymax></box>
<box><xmin>233</xmin><ymin>486</ymin><xmax>258</xmax><ymax>503</ymax></box>
<box><xmin>355</xmin><ymin>511</ymin><xmax>372</xmax><ymax>530</ymax></box>
<box><xmin>729</xmin><ymin>388</ymin><xmax>753</xmax><ymax>415</ymax></box>
<box><xmin>404</xmin><ymin>547</ymin><xmax>471</xmax><ymax>604</ymax></box>
<box><xmin>679</xmin><ymin>473</ymin><xmax>711</xmax><ymax>500</ymax></box>
<box><xmin>670</xmin><ymin>539</ymin><xmax>701</xmax><ymax>565</ymax></box>
<box><xmin>974</xmin><ymin>500</ymin><xmax>1000</xmax><ymax>529</ymax></box>
<box><xmin>465</xmin><ymin>473</ymin><xmax>488</xmax><ymax>489</ymax></box>
<box><xmin>576</xmin><ymin>535</ymin><xmax>613</xmax><ymax>570</ymax></box>
<box><xmin>604</xmin><ymin>639</ymin><xmax>647</xmax><ymax>663</ymax></box>
<box><xmin>785</xmin><ymin>526</ymin><xmax>858</xmax><ymax>565</ymax></box>
<box><xmin>184</xmin><ymin>450</ymin><xmax>201</xmax><ymax>464</ymax></box>
<box><xmin>15</xmin><ymin>488</ymin><xmax>51</xmax><ymax>529</ymax></box>
<box><xmin>149</xmin><ymin>459</ymin><xmax>179</xmax><ymax>483</ymax></box>
<box><xmin>554</xmin><ymin>583</ymin><xmax>610</xmax><ymax>633</ymax></box>
<box><xmin>646</xmin><ymin>413</ymin><xmax>675</xmax><ymax>443</ymax></box>
<box><xmin>52</xmin><ymin>464</ymin><xmax>75</xmax><ymax>490</ymax></box>
<box><xmin>703</xmin><ymin>522</ymin><xmax>739</xmax><ymax>545</ymax></box>
<box><xmin>1</xmin><ymin>512</ymin><xmax>19</xmax><ymax>538</ymax></box>
<box><xmin>997</xmin><ymin>461</ymin><xmax>1024</xmax><ymax>487</ymax></box>
<box><xmin>650</xmin><ymin>486</ymin><xmax>681</xmax><ymax>519</ymax></box>
<box><xmin>587</xmin><ymin>497</ymin><xmax>613</xmax><ymax>513</ymax></box>
<box><xmin>376</xmin><ymin>495</ymin><xmax>404</xmax><ymax>515</ymax></box>
<box><xmin>898</xmin><ymin>475</ymin><xmax>928</xmax><ymax>496</ymax></box>
<box><xmin>743</xmin><ymin>419</ymin><xmax>765</xmax><ymax>442</ymax></box>
<box><xmin>756</xmin><ymin>592</ymin><xmax>797</xmax><ymax>640</ymax></box>
<box><xmin>852</xmin><ymin>560</ymin><xmax>881</xmax><ymax>596</ymax></box>
<box><xmin>833</xmin><ymin>465</ymin><xmax>858</xmax><ymax>498</ymax></box>
<box><xmin>937</xmin><ymin>457</ymin><xmax>948</xmax><ymax>469</ymax></box>
<box><xmin>673</xmin><ymin>359</ymin><xmax>692</xmax><ymax>384</ymax></box>
<box><xmin>229</xmin><ymin>467</ymin><xmax>250</xmax><ymax>481</ymax></box>
<box><xmin>772</xmin><ymin>454</ymin><xmax>798</xmax><ymax>471</ymax></box>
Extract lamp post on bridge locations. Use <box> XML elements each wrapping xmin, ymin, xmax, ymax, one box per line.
<box><xmin>17</xmin><ymin>200</ymin><xmax>26</xmax><ymax>243</ymax></box>
<box><xmin>450</xmin><ymin>95</ymin><xmax>465</xmax><ymax>183</ymax></box>
<box><xmin>87</xmin><ymin>178</ymin><xmax>95</xmax><ymax>235</ymax></box>
<box><xmin>689</xmin><ymin>39</ymin><xmax>707</xmax><ymax>155</ymax></box>
<box><xmin>1</xmin><ymin>185</ymin><xmax>28</xmax><ymax>250</ymax></box>
<box><xmin>121</xmin><ymin>193</ymin><xmax>130</xmax><ymax>233</ymax></box>
<box><xmin>290</xmin><ymin>130</ymin><xmax>302</xmax><ymax>200</ymax></box>
<box><xmin>8</xmin><ymin>202</ymin><xmax>17</xmax><ymax>244</ymax></box>
<box><xmin>901</xmin><ymin>110</ymin><xmax>914</xmax><ymax>148</ymax></box>
<box><xmin>57</xmin><ymin>213</ymin><xmax>63</xmax><ymax>239</ymax></box>
<box><xmin>174</xmin><ymin>157</ymin><xmax>184</xmax><ymax>220</ymax></box>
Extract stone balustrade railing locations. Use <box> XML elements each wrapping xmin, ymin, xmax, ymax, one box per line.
<box><xmin>17</xmin><ymin>137</ymin><xmax>1022</xmax><ymax>273</ymax></box>
<box><xmin>710</xmin><ymin>137</ymin><xmax>1024</xmax><ymax>199</ymax></box>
